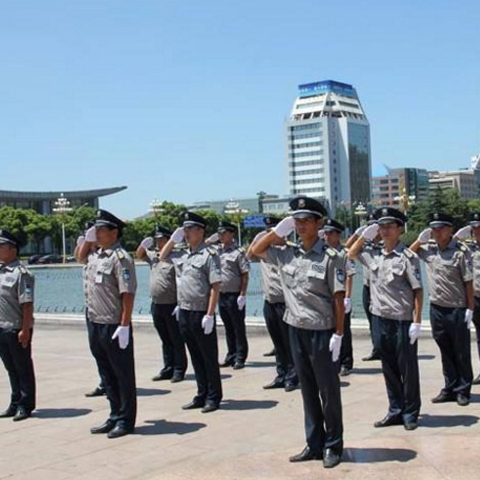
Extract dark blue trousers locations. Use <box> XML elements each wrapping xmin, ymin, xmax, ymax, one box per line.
<box><xmin>289</xmin><ymin>326</ymin><xmax>343</xmax><ymax>454</ymax></box>
<box><xmin>363</xmin><ymin>285</ymin><xmax>380</xmax><ymax>357</ymax></box>
<box><xmin>219</xmin><ymin>292</ymin><xmax>248</xmax><ymax>364</ymax></box>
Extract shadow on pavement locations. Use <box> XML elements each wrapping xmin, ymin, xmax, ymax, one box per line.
<box><xmin>245</xmin><ymin>361</ymin><xmax>276</xmax><ymax>368</ymax></box>
<box><xmin>340</xmin><ymin>381</ymin><xmax>350</xmax><ymax>388</ymax></box>
<box><xmin>137</xmin><ymin>388</ymin><xmax>171</xmax><ymax>397</ymax></box>
<box><xmin>221</xmin><ymin>399</ymin><xmax>278</xmax><ymax>411</ymax></box>
<box><xmin>344</xmin><ymin>447</ymin><xmax>417</xmax><ymax>463</ymax></box>
<box><xmin>183</xmin><ymin>373</ymin><xmax>232</xmax><ymax>381</ymax></box>
<box><xmin>35</xmin><ymin>408</ymin><xmax>92</xmax><ymax>419</ymax></box>
<box><xmin>352</xmin><ymin>367</ymin><xmax>383</xmax><ymax>375</ymax></box>
<box><xmin>418</xmin><ymin>354</ymin><xmax>436</xmax><ymax>360</ymax></box>
<box><xmin>135</xmin><ymin>419</ymin><xmax>207</xmax><ymax>436</ymax></box>
<box><xmin>419</xmin><ymin>414</ymin><xmax>479</xmax><ymax>428</ymax></box>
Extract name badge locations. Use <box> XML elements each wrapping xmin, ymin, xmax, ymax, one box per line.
<box><xmin>95</xmin><ymin>272</ymin><xmax>103</xmax><ymax>284</ymax></box>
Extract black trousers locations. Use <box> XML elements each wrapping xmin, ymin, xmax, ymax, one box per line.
<box><xmin>219</xmin><ymin>292</ymin><xmax>248</xmax><ymax>364</ymax></box>
<box><xmin>372</xmin><ymin>316</ymin><xmax>421</xmax><ymax>422</ymax></box>
<box><xmin>263</xmin><ymin>301</ymin><xmax>297</xmax><ymax>385</ymax></box>
<box><xmin>430</xmin><ymin>304</ymin><xmax>473</xmax><ymax>397</ymax></box>
<box><xmin>363</xmin><ymin>285</ymin><xmax>380</xmax><ymax>357</ymax></box>
<box><xmin>472</xmin><ymin>296</ymin><xmax>480</xmax><ymax>369</ymax></box>
<box><xmin>151</xmin><ymin>302</ymin><xmax>187</xmax><ymax>377</ymax></box>
<box><xmin>178</xmin><ymin>309</ymin><xmax>223</xmax><ymax>406</ymax></box>
<box><xmin>85</xmin><ymin>310</ymin><xmax>106</xmax><ymax>390</ymax></box>
<box><xmin>289</xmin><ymin>326</ymin><xmax>343</xmax><ymax>454</ymax></box>
<box><xmin>0</xmin><ymin>327</ymin><xmax>36</xmax><ymax>412</ymax></box>
<box><xmin>339</xmin><ymin>312</ymin><xmax>353</xmax><ymax>370</ymax></box>
<box><xmin>87</xmin><ymin>321</ymin><xmax>137</xmax><ymax>430</ymax></box>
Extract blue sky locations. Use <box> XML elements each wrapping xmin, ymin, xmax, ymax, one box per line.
<box><xmin>1</xmin><ymin>0</ymin><xmax>479</xmax><ymax>218</ymax></box>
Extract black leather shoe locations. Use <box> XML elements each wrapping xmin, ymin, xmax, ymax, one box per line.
<box><xmin>170</xmin><ymin>375</ymin><xmax>185</xmax><ymax>383</ymax></box>
<box><xmin>107</xmin><ymin>425</ymin><xmax>132</xmax><ymax>439</ymax></box>
<box><xmin>13</xmin><ymin>407</ymin><xmax>31</xmax><ymax>422</ymax></box>
<box><xmin>152</xmin><ymin>372</ymin><xmax>173</xmax><ymax>381</ymax></box>
<box><xmin>404</xmin><ymin>420</ymin><xmax>418</xmax><ymax>431</ymax></box>
<box><xmin>289</xmin><ymin>446</ymin><xmax>323</xmax><ymax>463</ymax></box>
<box><xmin>457</xmin><ymin>394</ymin><xmax>470</xmax><ymax>406</ymax></box>
<box><xmin>431</xmin><ymin>392</ymin><xmax>455</xmax><ymax>404</ymax></box>
<box><xmin>263</xmin><ymin>348</ymin><xmax>276</xmax><ymax>357</ymax></box>
<box><xmin>285</xmin><ymin>383</ymin><xmax>298</xmax><ymax>392</ymax></box>
<box><xmin>219</xmin><ymin>359</ymin><xmax>235</xmax><ymax>368</ymax></box>
<box><xmin>323</xmin><ymin>448</ymin><xmax>341</xmax><ymax>469</ymax></box>
<box><xmin>362</xmin><ymin>352</ymin><xmax>381</xmax><ymax>361</ymax></box>
<box><xmin>201</xmin><ymin>404</ymin><xmax>219</xmax><ymax>413</ymax></box>
<box><xmin>263</xmin><ymin>380</ymin><xmax>285</xmax><ymax>390</ymax></box>
<box><xmin>374</xmin><ymin>415</ymin><xmax>403</xmax><ymax>428</ymax></box>
<box><xmin>90</xmin><ymin>420</ymin><xmax>116</xmax><ymax>434</ymax></box>
<box><xmin>472</xmin><ymin>374</ymin><xmax>480</xmax><ymax>385</ymax></box>
<box><xmin>233</xmin><ymin>362</ymin><xmax>245</xmax><ymax>370</ymax></box>
<box><xmin>182</xmin><ymin>401</ymin><xmax>205</xmax><ymax>410</ymax></box>
<box><xmin>0</xmin><ymin>405</ymin><xmax>17</xmax><ymax>418</ymax></box>
<box><xmin>85</xmin><ymin>387</ymin><xmax>106</xmax><ymax>397</ymax></box>
<box><xmin>340</xmin><ymin>366</ymin><xmax>352</xmax><ymax>377</ymax></box>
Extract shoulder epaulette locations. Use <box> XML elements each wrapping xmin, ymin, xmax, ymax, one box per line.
<box><xmin>286</xmin><ymin>241</ymin><xmax>299</xmax><ymax>248</ymax></box>
<box><xmin>325</xmin><ymin>247</ymin><xmax>338</xmax><ymax>258</ymax></box>
<box><xmin>237</xmin><ymin>246</ymin><xmax>246</xmax><ymax>254</ymax></box>
<box><xmin>458</xmin><ymin>243</ymin><xmax>468</xmax><ymax>253</ymax></box>
<box><xmin>403</xmin><ymin>248</ymin><xmax>413</xmax><ymax>259</ymax></box>
<box><xmin>18</xmin><ymin>265</ymin><xmax>28</xmax><ymax>274</ymax></box>
<box><xmin>207</xmin><ymin>247</ymin><xmax>217</xmax><ymax>256</ymax></box>
<box><xmin>115</xmin><ymin>248</ymin><xmax>126</xmax><ymax>260</ymax></box>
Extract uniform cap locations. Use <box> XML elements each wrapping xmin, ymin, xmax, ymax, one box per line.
<box><xmin>289</xmin><ymin>195</ymin><xmax>327</xmax><ymax>219</ymax></box>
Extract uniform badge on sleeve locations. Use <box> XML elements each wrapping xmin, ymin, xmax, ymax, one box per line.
<box><xmin>414</xmin><ymin>268</ymin><xmax>421</xmax><ymax>281</ymax></box>
<box><xmin>122</xmin><ymin>269</ymin><xmax>131</xmax><ymax>281</ymax></box>
<box><xmin>336</xmin><ymin>269</ymin><xmax>345</xmax><ymax>284</ymax></box>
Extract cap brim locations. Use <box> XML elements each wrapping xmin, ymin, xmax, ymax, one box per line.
<box><xmin>95</xmin><ymin>220</ymin><xmax>119</xmax><ymax>229</ymax></box>
<box><xmin>429</xmin><ymin>221</ymin><xmax>452</xmax><ymax>228</ymax></box>
<box><xmin>292</xmin><ymin>210</ymin><xmax>322</xmax><ymax>219</ymax></box>
<box><xmin>154</xmin><ymin>233</ymin><xmax>169</xmax><ymax>239</ymax></box>
<box><xmin>0</xmin><ymin>238</ymin><xmax>16</xmax><ymax>246</ymax></box>
<box><xmin>367</xmin><ymin>220</ymin><xmax>378</xmax><ymax>225</ymax></box>
<box><xmin>469</xmin><ymin>222</ymin><xmax>480</xmax><ymax>228</ymax></box>
<box><xmin>378</xmin><ymin>217</ymin><xmax>404</xmax><ymax>225</ymax></box>
<box><xmin>323</xmin><ymin>226</ymin><xmax>342</xmax><ymax>233</ymax></box>
<box><xmin>183</xmin><ymin>221</ymin><xmax>205</xmax><ymax>228</ymax></box>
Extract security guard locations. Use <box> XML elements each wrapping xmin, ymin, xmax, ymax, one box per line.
<box><xmin>212</xmin><ymin>220</ymin><xmax>250</xmax><ymax>370</ymax></box>
<box><xmin>247</xmin><ymin>216</ymin><xmax>298</xmax><ymax>392</ymax></box>
<box><xmin>160</xmin><ymin>212</ymin><xmax>223</xmax><ymax>413</ymax></box>
<box><xmin>345</xmin><ymin>213</ymin><xmax>381</xmax><ymax>361</ymax></box>
<box><xmin>455</xmin><ymin>213</ymin><xmax>480</xmax><ymax>385</ymax></box>
<box><xmin>251</xmin><ymin>196</ymin><xmax>346</xmax><ymax>469</ymax></box>
<box><xmin>78</xmin><ymin>210</ymin><xmax>138</xmax><ymax>438</ymax></box>
<box><xmin>410</xmin><ymin>212</ymin><xmax>474</xmax><ymax>406</ymax></box>
<box><xmin>348</xmin><ymin>207</ymin><xmax>423</xmax><ymax>430</ymax></box>
<box><xmin>0</xmin><ymin>230</ymin><xmax>35</xmax><ymax>421</ymax></box>
<box><xmin>75</xmin><ymin>221</ymin><xmax>107</xmax><ymax>398</ymax></box>
<box><xmin>136</xmin><ymin>225</ymin><xmax>187</xmax><ymax>382</ymax></box>
<box><xmin>323</xmin><ymin>219</ymin><xmax>356</xmax><ymax>376</ymax></box>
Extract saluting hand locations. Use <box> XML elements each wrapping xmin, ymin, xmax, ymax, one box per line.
<box><xmin>455</xmin><ymin>226</ymin><xmax>472</xmax><ymax>241</ymax></box>
<box><xmin>171</xmin><ymin>227</ymin><xmax>185</xmax><ymax>244</ymax></box>
<box><xmin>361</xmin><ymin>224</ymin><xmax>379</xmax><ymax>241</ymax></box>
<box><xmin>140</xmin><ymin>237</ymin><xmax>154</xmax><ymax>250</ymax></box>
<box><xmin>417</xmin><ymin>228</ymin><xmax>432</xmax><ymax>244</ymax></box>
<box><xmin>273</xmin><ymin>216</ymin><xmax>295</xmax><ymax>238</ymax></box>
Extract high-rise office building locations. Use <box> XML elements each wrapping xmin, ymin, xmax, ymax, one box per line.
<box><xmin>286</xmin><ymin>80</ymin><xmax>371</xmax><ymax>213</ymax></box>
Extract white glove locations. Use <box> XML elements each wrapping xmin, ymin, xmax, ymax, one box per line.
<box><xmin>409</xmin><ymin>323</ymin><xmax>421</xmax><ymax>345</ymax></box>
<box><xmin>141</xmin><ymin>237</ymin><xmax>154</xmax><ymax>250</ymax></box>
<box><xmin>344</xmin><ymin>298</ymin><xmax>352</xmax><ymax>314</ymax></box>
<box><xmin>465</xmin><ymin>309</ymin><xmax>474</xmax><ymax>329</ymax></box>
<box><xmin>355</xmin><ymin>225</ymin><xmax>367</xmax><ymax>237</ymax></box>
<box><xmin>172</xmin><ymin>306</ymin><xmax>180</xmax><ymax>320</ymax></box>
<box><xmin>273</xmin><ymin>216</ymin><xmax>295</xmax><ymax>238</ymax></box>
<box><xmin>112</xmin><ymin>325</ymin><xmax>130</xmax><ymax>349</ymax></box>
<box><xmin>318</xmin><ymin>229</ymin><xmax>325</xmax><ymax>239</ymax></box>
<box><xmin>417</xmin><ymin>228</ymin><xmax>432</xmax><ymax>244</ymax></box>
<box><xmin>85</xmin><ymin>226</ymin><xmax>97</xmax><ymax>243</ymax></box>
<box><xmin>206</xmin><ymin>233</ymin><xmax>220</xmax><ymax>244</ymax></box>
<box><xmin>76</xmin><ymin>235</ymin><xmax>85</xmax><ymax>247</ymax></box>
<box><xmin>237</xmin><ymin>295</ymin><xmax>246</xmax><ymax>310</ymax></box>
<box><xmin>361</xmin><ymin>224</ymin><xmax>379</xmax><ymax>241</ymax></box>
<box><xmin>455</xmin><ymin>226</ymin><xmax>472</xmax><ymax>240</ymax></box>
<box><xmin>171</xmin><ymin>227</ymin><xmax>185</xmax><ymax>244</ymax></box>
<box><xmin>329</xmin><ymin>334</ymin><xmax>343</xmax><ymax>363</ymax></box>
<box><xmin>201</xmin><ymin>315</ymin><xmax>214</xmax><ymax>335</ymax></box>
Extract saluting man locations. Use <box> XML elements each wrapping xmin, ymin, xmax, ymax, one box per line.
<box><xmin>208</xmin><ymin>221</ymin><xmax>250</xmax><ymax>370</ymax></box>
<box><xmin>78</xmin><ymin>210</ymin><xmax>138</xmax><ymax>438</ymax></box>
<box><xmin>410</xmin><ymin>212</ymin><xmax>474</xmax><ymax>406</ymax></box>
<box><xmin>251</xmin><ymin>196</ymin><xmax>346</xmax><ymax>469</ymax></box>
<box><xmin>0</xmin><ymin>230</ymin><xmax>36</xmax><ymax>421</ymax></box>
<box><xmin>323</xmin><ymin>219</ymin><xmax>356</xmax><ymax>377</ymax></box>
<box><xmin>136</xmin><ymin>225</ymin><xmax>187</xmax><ymax>383</ymax></box>
<box><xmin>348</xmin><ymin>207</ymin><xmax>423</xmax><ymax>431</ymax></box>
<box><xmin>160</xmin><ymin>212</ymin><xmax>223</xmax><ymax>413</ymax></box>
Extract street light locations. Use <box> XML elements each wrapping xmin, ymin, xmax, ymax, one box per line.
<box><xmin>149</xmin><ymin>198</ymin><xmax>164</xmax><ymax>220</ymax></box>
<box><xmin>354</xmin><ymin>202</ymin><xmax>367</xmax><ymax>229</ymax></box>
<box><xmin>53</xmin><ymin>193</ymin><xmax>72</xmax><ymax>264</ymax></box>
<box><xmin>224</xmin><ymin>201</ymin><xmax>248</xmax><ymax>246</ymax></box>
<box><xmin>394</xmin><ymin>189</ymin><xmax>416</xmax><ymax>232</ymax></box>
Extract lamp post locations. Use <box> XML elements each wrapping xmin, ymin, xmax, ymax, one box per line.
<box><xmin>394</xmin><ymin>189</ymin><xmax>416</xmax><ymax>232</ymax></box>
<box><xmin>225</xmin><ymin>201</ymin><xmax>248</xmax><ymax>246</ymax></box>
<box><xmin>354</xmin><ymin>202</ymin><xmax>367</xmax><ymax>228</ymax></box>
<box><xmin>53</xmin><ymin>193</ymin><xmax>72</xmax><ymax>264</ymax></box>
<box><xmin>149</xmin><ymin>198</ymin><xmax>164</xmax><ymax>221</ymax></box>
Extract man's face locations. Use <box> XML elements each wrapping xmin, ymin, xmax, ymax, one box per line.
<box><xmin>472</xmin><ymin>225</ymin><xmax>480</xmax><ymax>241</ymax></box>
<box><xmin>155</xmin><ymin>237</ymin><xmax>168</xmax><ymax>250</ymax></box>
<box><xmin>219</xmin><ymin>230</ymin><xmax>235</xmax><ymax>245</ymax></box>
<box><xmin>184</xmin><ymin>225</ymin><xmax>204</xmax><ymax>244</ymax></box>
<box><xmin>324</xmin><ymin>230</ymin><xmax>341</xmax><ymax>247</ymax></box>
<box><xmin>95</xmin><ymin>226</ymin><xmax>118</xmax><ymax>247</ymax></box>
<box><xmin>0</xmin><ymin>244</ymin><xmax>17</xmax><ymax>263</ymax></box>
<box><xmin>431</xmin><ymin>225</ymin><xmax>453</xmax><ymax>244</ymax></box>
<box><xmin>378</xmin><ymin>222</ymin><xmax>402</xmax><ymax>242</ymax></box>
<box><xmin>294</xmin><ymin>216</ymin><xmax>323</xmax><ymax>240</ymax></box>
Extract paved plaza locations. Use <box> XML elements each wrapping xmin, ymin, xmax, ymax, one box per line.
<box><xmin>1</xmin><ymin>323</ymin><xmax>480</xmax><ymax>480</ymax></box>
